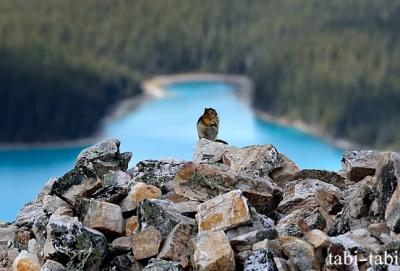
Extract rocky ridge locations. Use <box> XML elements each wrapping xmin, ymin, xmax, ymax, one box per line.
<box><xmin>1</xmin><ymin>139</ymin><xmax>400</xmax><ymax>270</ymax></box>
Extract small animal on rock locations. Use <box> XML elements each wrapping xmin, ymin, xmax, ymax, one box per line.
<box><xmin>197</xmin><ymin>108</ymin><xmax>227</xmax><ymax>144</ymax></box>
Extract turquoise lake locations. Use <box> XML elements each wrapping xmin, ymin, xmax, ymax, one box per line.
<box><xmin>0</xmin><ymin>81</ymin><xmax>343</xmax><ymax>221</ymax></box>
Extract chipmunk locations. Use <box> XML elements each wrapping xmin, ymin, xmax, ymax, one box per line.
<box><xmin>197</xmin><ymin>108</ymin><xmax>227</xmax><ymax>144</ymax></box>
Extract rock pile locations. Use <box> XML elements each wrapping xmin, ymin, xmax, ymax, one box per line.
<box><xmin>1</xmin><ymin>138</ymin><xmax>400</xmax><ymax>270</ymax></box>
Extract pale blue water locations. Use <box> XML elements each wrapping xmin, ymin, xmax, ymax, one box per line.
<box><xmin>0</xmin><ymin>81</ymin><xmax>343</xmax><ymax>221</ymax></box>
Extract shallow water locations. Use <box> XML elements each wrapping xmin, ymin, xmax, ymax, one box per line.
<box><xmin>0</xmin><ymin>81</ymin><xmax>343</xmax><ymax>221</ymax></box>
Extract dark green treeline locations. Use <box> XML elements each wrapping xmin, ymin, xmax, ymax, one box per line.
<box><xmin>0</xmin><ymin>0</ymin><xmax>399</xmax><ymax>148</ymax></box>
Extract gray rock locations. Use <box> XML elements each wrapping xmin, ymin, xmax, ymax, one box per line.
<box><xmin>330</xmin><ymin>229</ymin><xmax>381</xmax><ymax>262</ymax></box>
<box><xmin>50</xmin><ymin>167</ymin><xmax>102</xmax><ymax>205</ymax></box>
<box><xmin>367</xmin><ymin>222</ymin><xmax>390</xmax><ymax>241</ymax></box>
<box><xmin>386</xmin><ymin>182</ymin><xmax>400</xmax><ymax>233</ymax></box>
<box><xmin>191</xmin><ymin>231</ymin><xmax>236</xmax><ymax>271</ymax></box>
<box><xmin>40</xmin><ymin>260</ymin><xmax>65</xmax><ymax>271</ymax></box>
<box><xmin>102</xmin><ymin>253</ymin><xmax>142</xmax><ymax>271</ymax></box>
<box><xmin>269</xmin><ymin>154</ymin><xmax>299</xmax><ymax>188</ymax></box>
<box><xmin>27</xmin><ymin>239</ymin><xmax>38</xmax><ymax>254</ymax></box>
<box><xmin>168</xmin><ymin>201</ymin><xmax>199</xmax><ymax>216</ymax></box>
<box><xmin>120</xmin><ymin>182</ymin><xmax>161</xmax><ymax>213</ymax></box>
<box><xmin>342</xmin><ymin>150</ymin><xmax>385</xmax><ymax>182</ymax></box>
<box><xmin>305</xmin><ymin>229</ymin><xmax>331</xmax><ymax>249</ymax></box>
<box><xmin>143</xmin><ymin>258</ymin><xmax>183</xmax><ymax>271</ymax></box>
<box><xmin>75</xmin><ymin>138</ymin><xmax>131</xmax><ymax>176</ymax></box>
<box><xmin>347</xmin><ymin>183</ymin><xmax>373</xmax><ymax>219</ymax></box>
<box><xmin>193</xmin><ymin>138</ymin><xmax>234</xmax><ymax>163</ymax></box>
<box><xmin>329</xmin><ymin>177</ymin><xmax>376</xmax><ymax>235</ymax></box>
<box><xmin>278</xmin><ymin>179</ymin><xmax>342</xmax><ymax>214</ymax></box>
<box><xmin>42</xmin><ymin>195</ymin><xmax>69</xmax><ymax>215</ymax></box>
<box><xmin>0</xmin><ymin>245</ymin><xmax>18</xmax><ymax>269</ymax></box>
<box><xmin>138</xmin><ymin>199</ymin><xmax>195</xmax><ymax>237</ymax></box>
<box><xmin>243</xmin><ymin>249</ymin><xmax>277</xmax><ymax>271</ymax></box>
<box><xmin>277</xmin><ymin>179</ymin><xmax>341</xmax><ymax>236</ymax></box>
<box><xmin>15</xmin><ymin>204</ymin><xmax>46</xmax><ymax>228</ymax></box>
<box><xmin>230</xmin><ymin>228</ymin><xmax>278</xmax><ymax>252</ymax></box>
<box><xmin>221</xmin><ymin>144</ymin><xmax>284</xmax><ymax>177</ymax></box>
<box><xmin>158</xmin><ymin>223</ymin><xmax>192</xmax><ymax>268</ymax></box>
<box><xmin>34</xmin><ymin>178</ymin><xmax>57</xmax><ymax>204</ymax></box>
<box><xmin>226</xmin><ymin>208</ymin><xmax>274</xmax><ymax>241</ymax></box>
<box><xmin>173</xmin><ymin>162</ymin><xmax>282</xmax><ymax>213</ymax></box>
<box><xmin>129</xmin><ymin>159</ymin><xmax>185</xmax><ymax>193</ymax></box>
<box><xmin>372</xmin><ymin>152</ymin><xmax>400</xmax><ymax>221</ymax></box>
<box><xmin>131</xmin><ymin>226</ymin><xmax>162</xmax><ymax>260</ymax></box>
<box><xmin>109</xmin><ymin>236</ymin><xmax>132</xmax><ymax>253</ymax></box>
<box><xmin>79</xmin><ymin>199</ymin><xmax>124</xmax><ymax>236</ymax></box>
<box><xmin>293</xmin><ymin>169</ymin><xmax>346</xmax><ymax>189</ymax></box>
<box><xmin>273</xmin><ymin>257</ymin><xmax>289</xmax><ymax>271</ymax></box>
<box><xmin>92</xmin><ymin>170</ymin><xmax>131</xmax><ymax>203</ymax></box>
<box><xmin>252</xmin><ymin>239</ymin><xmax>282</xmax><ymax>255</ymax></box>
<box><xmin>276</xmin><ymin>198</ymin><xmax>327</xmax><ymax>237</ymax></box>
<box><xmin>279</xmin><ymin>236</ymin><xmax>320</xmax><ymax>270</ymax></box>
<box><xmin>0</xmin><ymin>225</ymin><xmax>17</xmax><ymax>246</ymax></box>
<box><xmin>32</xmin><ymin>210</ymin><xmax>49</xmax><ymax>260</ymax></box>
<box><xmin>325</xmin><ymin>242</ymin><xmax>358</xmax><ymax>270</ymax></box>
<box><xmin>43</xmin><ymin>214</ymin><xmax>107</xmax><ymax>270</ymax></box>
<box><xmin>196</xmin><ymin>190</ymin><xmax>251</xmax><ymax>232</ymax></box>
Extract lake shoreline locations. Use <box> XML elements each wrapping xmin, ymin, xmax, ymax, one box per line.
<box><xmin>255</xmin><ymin>111</ymin><xmax>356</xmax><ymax>151</ymax></box>
<box><xmin>0</xmin><ymin>73</ymin><xmax>356</xmax><ymax>151</ymax></box>
<box><xmin>142</xmin><ymin>73</ymin><xmax>356</xmax><ymax>151</ymax></box>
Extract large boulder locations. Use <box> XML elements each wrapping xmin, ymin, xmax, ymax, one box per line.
<box><xmin>12</xmin><ymin>250</ymin><xmax>41</xmax><ymax>271</ymax></box>
<box><xmin>341</xmin><ymin>150</ymin><xmax>385</xmax><ymax>182</ymax></box>
<box><xmin>277</xmin><ymin>179</ymin><xmax>341</xmax><ymax>236</ymax></box>
<box><xmin>278</xmin><ymin>179</ymin><xmax>342</xmax><ymax>214</ymax></box>
<box><xmin>386</xmin><ymin>182</ymin><xmax>400</xmax><ymax>233</ymax></box>
<box><xmin>193</xmin><ymin>138</ymin><xmax>235</xmax><ymax>163</ymax></box>
<box><xmin>75</xmin><ymin>138</ymin><xmax>131</xmax><ymax>176</ymax></box>
<box><xmin>173</xmin><ymin>162</ymin><xmax>282</xmax><ymax>213</ymax></box>
<box><xmin>243</xmin><ymin>249</ymin><xmax>277</xmax><ymax>271</ymax></box>
<box><xmin>143</xmin><ymin>258</ymin><xmax>183</xmax><ymax>271</ymax></box>
<box><xmin>330</xmin><ymin>229</ymin><xmax>381</xmax><ymax>257</ymax></box>
<box><xmin>158</xmin><ymin>223</ymin><xmax>192</xmax><ymax>268</ymax></box>
<box><xmin>292</xmin><ymin>169</ymin><xmax>346</xmax><ymax>189</ymax></box>
<box><xmin>137</xmin><ymin>199</ymin><xmax>195</xmax><ymax>237</ymax></box>
<box><xmin>131</xmin><ymin>226</ymin><xmax>162</xmax><ymax>260</ymax></box>
<box><xmin>279</xmin><ymin>236</ymin><xmax>320</xmax><ymax>270</ymax></box>
<box><xmin>15</xmin><ymin>204</ymin><xmax>46</xmax><ymax>228</ymax></box>
<box><xmin>41</xmin><ymin>195</ymin><xmax>70</xmax><ymax>215</ymax></box>
<box><xmin>91</xmin><ymin>170</ymin><xmax>131</xmax><ymax>203</ymax></box>
<box><xmin>0</xmin><ymin>225</ymin><xmax>17</xmax><ymax>246</ymax></box>
<box><xmin>43</xmin><ymin>214</ymin><xmax>107</xmax><ymax>270</ymax></box>
<box><xmin>120</xmin><ymin>182</ymin><xmax>161</xmax><ymax>213</ymax></box>
<box><xmin>372</xmin><ymin>152</ymin><xmax>400</xmax><ymax>221</ymax></box>
<box><xmin>191</xmin><ymin>231</ymin><xmax>236</xmax><ymax>271</ymax></box>
<box><xmin>329</xmin><ymin>176</ymin><xmax>376</xmax><ymax>235</ymax></box>
<box><xmin>269</xmin><ymin>154</ymin><xmax>299</xmax><ymax>188</ymax></box>
<box><xmin>40</xmin><ymin>260</ymin><xmax>65</xmax><ymax>271</ymax></box>
<box><xmin>102</xmin><ymin>254</ymin><xmax>142</xmax><ymax>271</ymax></box>
<box><xmin>50</xmin><ymin>167</ymin><xmax>102</xmax><ymax>205</ymax></box>
<box><xmin>129</xmin><ymin>159</ymin><xmax>185</xmax><ymax>193</ymax></box>
<box><xmin>79</xmin><ymin>199</ymin><xmax>124</xmax><ymax>236</ymax></box>
<box><xmin>196</xmin><ymin>190</ymin><xmax>251</xmax><ymax>232</ymax></box>
<box><xmin>225</xmin><ymin>207</ymin><xmax>274</xmax><ymax>241</ymax></box>
<box><xmin>221</xmin><ymin>144</ymin><xmax>284</xmax><ymax>177</ymax></box>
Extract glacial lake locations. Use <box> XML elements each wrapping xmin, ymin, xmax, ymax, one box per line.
<box><xmin>0</xmin><ymin>81</ymin><xmax>343</xmax><ymax>221</ymax></box>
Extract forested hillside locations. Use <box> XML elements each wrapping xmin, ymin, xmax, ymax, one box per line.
<box><xmin>0</xmin><ymin>0</ymin><xmax>399</xmax><ymax>147</ymax></box>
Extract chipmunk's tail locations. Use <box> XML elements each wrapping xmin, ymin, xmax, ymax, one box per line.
<box><xmin>215</xmin><ymin>139</ymin><xmax>228</xmax><ymax>145</ymax></box>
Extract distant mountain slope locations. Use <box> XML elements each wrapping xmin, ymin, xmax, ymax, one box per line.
<box><xmin>0</xmin><ymin>0</ymin><xmax>399</xmax><ymax>147</ymax></box>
